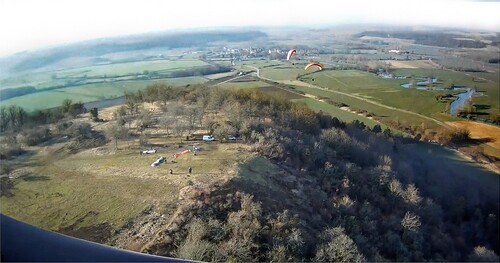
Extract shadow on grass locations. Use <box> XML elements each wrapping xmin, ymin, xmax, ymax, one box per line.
<box><xmin>474</xmin><ymin>104</ymin><xmax>491</xmax><ymax>110</ymax></box>
<box><xmin>21</xmin><ymin>175</ymin><xmax>51</xmax><ymax>182</ymax></box>
<box><xmin>465</xmin><ymin>112</ymin><xmax>490</xmax><ymax>116</ymax></box>
<box><xmin>0</xmin><ymin>177</ymin><xmax>15</xmax><ymax>197</ymax></box>
<box><xmin>458</xmin><ymin>137</ymin><xmax>495</xmax><ymax>147</ymax></box>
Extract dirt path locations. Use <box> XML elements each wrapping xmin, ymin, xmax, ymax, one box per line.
<box><xmin>211</xmin><ymin>74</ymin><xmax>247</xmax><ymax>86</ymax></box>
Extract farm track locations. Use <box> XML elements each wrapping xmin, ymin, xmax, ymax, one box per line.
<box><xmin>210</xmin><ymin>74</ymin><xmax>247</xmax><ymax>86</ymax></box>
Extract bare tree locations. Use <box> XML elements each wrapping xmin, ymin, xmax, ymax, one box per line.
<box><xmin>0</xmin><ymin>106</ymin><xmax>10</xmax><ymax>132</ymax></box>
<box><xmin>137</xmin><ymin>110</ymin><xmax>153</xmax><ymax>135</ymax></box>
<box><xmin>468</xmin><ymin>246</ymin><xmax>499</xmax><ymax>262</ymax></box>
<box><xmin>186</xmin><ymin>107</ymin><xmax>199</xmax><ymax>134</ymax></box>
<box><xmin>213</xmin><ymin>121</ymin><xmax>237</xmax><ymax>142</ymax></box>
<box><xmin>107</xmin><ymin>123</ymin><xmax>128</xmax><ymax>150</ymax></box>
<box><xmin>159</xmin><ymin>115</ymin><xmax>176</xmax><ymax>136</ymax></box>
<box><xmin>401</xmin><ymin>211</ymin><xmax>421</xmax><ymax>232</ymax></box>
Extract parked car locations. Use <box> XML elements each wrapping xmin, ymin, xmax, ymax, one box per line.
<box><xmin>202</xmin><ymin>135</ymin><xmax>215</xmax><ymax>141</ymax></box>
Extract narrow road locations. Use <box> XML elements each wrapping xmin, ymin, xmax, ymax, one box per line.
<box><xmin>211</xmin><ymin>74</ymin><xmax>246</xmax><ymax>86</ymax></box>
<box><xmin>245</xmin><ymin>65</ymin><xmax>448</xmax><ymax>128</ymax></box>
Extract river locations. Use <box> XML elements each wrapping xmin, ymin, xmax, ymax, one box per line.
<box><xmin>449</xmin><ymin>88</ymin><xmax>475</xmax><ymax>115</ymax></box>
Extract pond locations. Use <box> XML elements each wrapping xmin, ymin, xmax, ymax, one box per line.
<box><xmin>400</xmin><ymin>78</ymin><xmax>438</xmax><ymax>88</ymax></box>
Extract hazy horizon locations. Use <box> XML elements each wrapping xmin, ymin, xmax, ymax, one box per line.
<box><xmin>1</xmin><ymin>0</ymin><xmax>499</xmax><ymax>57</ymax></box>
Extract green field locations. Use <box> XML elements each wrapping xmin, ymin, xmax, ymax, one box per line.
<box><xmin>392</xmin><ymin>68</ymin><xmax>500</xmax><ymax>118</ymax></box>
<box><xmin>252</xmin><ymin>62</ymin><xmax>500</xmax><ymax>126</ymax></box>
<box><xmin>63</xmin><ymin>59</ymin><xmax>209</xmax><ymax>78</ymax></box>
<box><xmin>290</xmin><ymin>84</ymin><xmax>442</xmax><ymax>128</ymax></box>
<box><xmin>1</xmin><ymin>58</ymin><xmax>216</xmax><ymax>111</ymax></box>
<box><xmin>219</xmin><ymin>80</ymin><xmax>271</xmax><ymax>89</ymax></box>
<box><xmin>234</xmin><ymin>59</ymin><xmax>277</xmax><ymax>69</ymax></box>
<box><xmin>259</xmin><ymin>86</ymin><xmax>304</xmax><ymax>100</ymax></box>
<box><xmin>0</xmin><ymin>71</ymin><xmax>59</xmax><ymax>90</ymax></box>
<box><xmin>0</xmin><ymin>59</ymin><xmax>210</xmax><ymax>90</ymax></box>
<box><xmin>2</xmin><ymin>77</ymin><xmax>207</xmax><ymax>111</ymax></box>
<box><xmin>260</xmin><ymin>65</ymin><xmax>305</xmax><ymax>81</ymax></box>
<box><xmin>255</xmin><ymin>62</ymin><xmax>499</xmax><ymax>122</ymax></box>
<box><xmin>294</xmin><ymin>98</ymin><xmax>385</xmax><ymax>128</ymax></box>
<box><xmin>300</xmin><ymin>69</ymin><xmax>452</xmax><ymax>118</ymax></box>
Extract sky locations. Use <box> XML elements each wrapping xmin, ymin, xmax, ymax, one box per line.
<box><xmin>0</xmin><ymin>0</ymin><xmax>499</xmax><ymax>57</ymax></box>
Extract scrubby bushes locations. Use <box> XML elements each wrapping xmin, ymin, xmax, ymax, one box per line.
<box><xmin>20</xmin><ymin>128</ymin><xmax>51</xmax><ymax>146</ymax></box>
<box><xmin>314</xmin><ymin>227</ymin><xmax>366</xmax><ymax>262</ymax></box>
<box><xmin>0</xmin><ymin>137</ymin><xmax>23</xmax><ymax>159</ymax></box>
<box><xmin>436</xmin><ymin>127</ymin><xmax>471</xmax><ymax>144</ymax></box>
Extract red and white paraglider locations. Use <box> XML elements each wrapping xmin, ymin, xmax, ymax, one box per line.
<box><xmin>286</xmin><ymin>49</ymin><xmax>296</xmax><ymax>61</ymax></box>
<box><xmin>304</xmin><ymin>62</ymin><xmax>323</xmax><ymax>71</ymax></box>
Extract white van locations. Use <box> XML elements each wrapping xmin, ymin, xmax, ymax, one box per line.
<box><xmin>202</xmin><ymin>135</ymin><xmax>215</xmax><ymax>141</ymax></box>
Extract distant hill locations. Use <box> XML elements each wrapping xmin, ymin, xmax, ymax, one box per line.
<box><xmin>357</xmin><ymin>30</ymin><xmax>490</xmax><ymax>48</ymax></box>
<box><xmin>0</xmin><ymin>30</ymin><xmax>267</xmax><ymax>74</ymax></box>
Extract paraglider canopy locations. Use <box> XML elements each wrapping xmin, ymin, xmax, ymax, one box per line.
<box><xmin>304</xmin><ymin>62</ymin><xmax>323</xmax><ymax>70</ymax></box>
<box><xmin>287</xmin><ymin>49</ymin><xmax>296</xmax><ymax>61</ymax></box>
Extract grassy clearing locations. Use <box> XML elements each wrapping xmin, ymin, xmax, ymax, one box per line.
<box><xmin>0</xmin><ymin>137</ymin><xmax>250</xmax><ymax>234</ymax></box>
<box><xmin>1</xmin><ymin>166</ymin><xmax>178</xmax><ymax>231</ymax></box>
<box><xmin>1</xmin><ymin>77</ymin><xmax>207</xmax><ymax>111</ymax></box>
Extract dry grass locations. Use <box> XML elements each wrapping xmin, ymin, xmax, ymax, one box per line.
<box><xmin>446</xmin><ymin>121</ymin><xmax>500</xmax><ymax>150</ymax></box>
<box><xmin>446</xmin><ymin>121</ymin><xmax>500</xmax><ymax>161</ymax></box>
<box><xmin>382</xmin><ymin>60</ymin><xmax>436</xmax><ymax>69</ymax></box>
